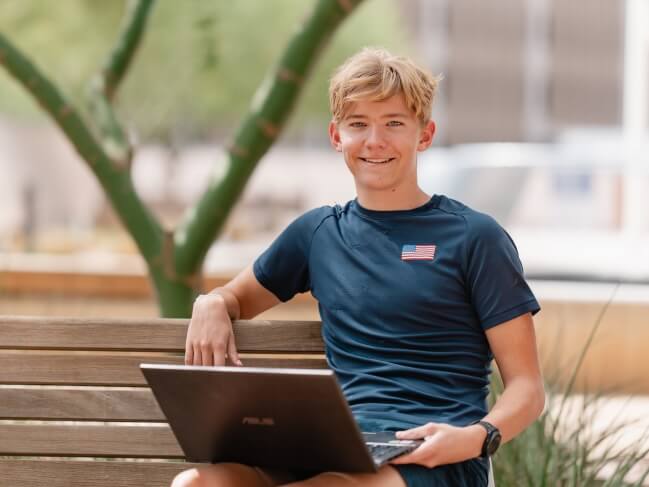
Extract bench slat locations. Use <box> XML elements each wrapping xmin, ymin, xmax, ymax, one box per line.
<box><xmin>0</xmin><ymin>316</ymin><xmax>324</xmax><ymax>352</ymax></box>
<box><xmin>0</xmin><ymin>315</ymin><xmax>329</xmax><ymax>484</ymax></box>
<box><xmin>0</xmin><ymin>386</ymin><xmax>164</xmax><ymax>421</ymax></box>
<box><xmin>0</xmin><ymin>459</ymin><xmax>197</xmax><ymax>487</ymax></box>
<box><xmin>0</xmin><ymin>423</ymin><xmax>183</xmax><ymax>457</ymax></box>
<box><xmin>0</xmin><ymin>351</ymin><xmax>328</xmax><ymax>385</ymax></box>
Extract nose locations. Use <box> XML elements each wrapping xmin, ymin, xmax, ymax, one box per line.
<box><xmin>365</xmin><ymin>125</ymin><xmax>387</xmax><ymax>149</ymax></box>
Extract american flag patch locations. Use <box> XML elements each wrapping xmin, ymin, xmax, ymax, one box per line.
<box><xmin>401</xmin><ymin>244</ymin><xmax>436</xmax><ymax>261</ymax></box>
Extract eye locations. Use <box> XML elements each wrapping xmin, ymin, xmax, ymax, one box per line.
<box><xmin>387</xmin><ymin>120</ymin><xmax>404</xmax><ymax>127</ymax></box>
<box><xmin>349</xmin><ymin>122</ymin><xmax>366</xmax><ymax>128</ymax></box>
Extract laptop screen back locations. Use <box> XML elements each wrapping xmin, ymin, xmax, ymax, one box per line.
<box><xmin>140</xmin><ymin>364</ymin><xmax>377</xmax><ymax>473</ymax></box>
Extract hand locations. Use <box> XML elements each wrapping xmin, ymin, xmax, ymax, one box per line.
<box><xmin>390</xmin><ymin>422</ymin><xmax>485</xmax><ymax>468</ymax></box>
<box><xmin>185</xmin><ymin>294</ymin><xmax>242</xmax><ymax>367</ymax></box>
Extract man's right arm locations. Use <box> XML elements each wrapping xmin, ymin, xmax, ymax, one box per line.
<box><xmin>185</xmin><ymin>264</ymin><xmax>281</xmax><ymax>366</ymax></box>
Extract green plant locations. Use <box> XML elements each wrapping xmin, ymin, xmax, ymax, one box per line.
<box><xmin>491</xmin><ymin>376</ymin><xmax>649</xmax><ymax>486</ymax></box>
<box><xmin>490</xmin><ymin>288</ymin><xmax>649</xmax><ymax>486</ymax></box>
<box><xmin>0</xmin><ymin>0</ymin><xmax>365</xmax><ymax>317</ymax></box>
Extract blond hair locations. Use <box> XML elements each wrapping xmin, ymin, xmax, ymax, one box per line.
<box><xmin>329</xmin><ymin>47</ymin><xmax>441</xmax><ymax>125</ymax></box>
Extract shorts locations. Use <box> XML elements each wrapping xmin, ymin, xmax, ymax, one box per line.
<box><xmin>357</xmin><ymin>418</ymin><xmax>489</xmax><ymax>487</ymax></box>
<box><xmin>392</xmin><ymin>460</ymin><xmax>488</xmax><ymax>487</ymax></box>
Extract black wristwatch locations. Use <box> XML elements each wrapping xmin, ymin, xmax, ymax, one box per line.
<box><xmin>473</xmin><ymin>420</ymin><xmax>502</xmax><ymax>458</ymax></box>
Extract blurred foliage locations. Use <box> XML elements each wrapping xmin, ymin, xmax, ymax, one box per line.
<box><xmin>490</xmin><ymin>293</ymin><xmax>649</xmax><ymax>487</ymax></box>
<box><xmin>491</xmin><ymin>375</ymin><xmax>649</xmax><ymax>486</ymax></box>
<box><xmin>0</xmin><ymin>0</ymin><xmax>413</xmax><ymax>143</ymax></box>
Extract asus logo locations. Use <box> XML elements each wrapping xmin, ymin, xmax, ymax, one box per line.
<box><xmin>242</xmin><ymin>417</ymin><xmax>275</xmax><ymax>426</ymax></box>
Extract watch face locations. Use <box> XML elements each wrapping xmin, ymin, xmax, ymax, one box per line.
<box><xmin>487</xmin><ymin>431</ymin><xmax>502</xmax><ymax>456</ymax></box>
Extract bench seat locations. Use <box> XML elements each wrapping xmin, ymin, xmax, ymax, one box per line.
<box><xmin>0</xmin><ymin>316</ymin><xmax>325</xmax><ymax>487</ymax></box>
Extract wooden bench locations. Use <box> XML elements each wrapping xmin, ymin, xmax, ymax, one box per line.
<box><xmin>0</xmin><ymin>315</ymin><xmax>326</xmax><ymax>487</ymax></box>
<box><xmin>0</xmin><ymin>315</ymin><xmax>495</xmax><ymax>487</ymax></box>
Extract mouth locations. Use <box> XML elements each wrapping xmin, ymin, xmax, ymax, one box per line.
<box><xmin>359</xmin><ymin>157</ymin><xmax>395</xmax><ymax>165</ymax></box>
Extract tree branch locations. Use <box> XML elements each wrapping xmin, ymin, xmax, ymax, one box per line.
<box><xmin>86</xmin><ymin>0</ymin><xmax>156</xmax><ymax>166</ymax></box>
<box><xmin>85</xmin><ymin>87</ymin><xmax>132</xmax><ymax>166</ymax></box>
<box><xmin>99</xmin><ymin>0</ymin><xmax>156</xmax><ymax>101</ymax></box>
<box><xmin>0</xmin><ymin>32</ymin><xmax>163</xmax><ymax>264</ymax></box>
<box><xmin>173</xmin><ymin>0</ymin><xmax>365</xmax><ymax>276</ymax></box>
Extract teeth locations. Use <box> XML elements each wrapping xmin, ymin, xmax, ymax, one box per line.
<box><xmin>362</xmin><ymin>158</ymin><xmax>392</xmax><ymax>163</ymax></box>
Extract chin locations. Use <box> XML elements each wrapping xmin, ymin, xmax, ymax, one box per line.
<box><xmin>356</xmin><ymin>178</ymin><xmax>398</xmax><ymax>193</ymax></box>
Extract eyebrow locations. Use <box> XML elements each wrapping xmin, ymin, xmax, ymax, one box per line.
<box><xmin>345</xmin><ymin>113</ymin><xmax>410</xmax><ymax>120</ymax></box>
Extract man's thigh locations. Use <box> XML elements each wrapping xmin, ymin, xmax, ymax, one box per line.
<box><xmin>282</xmin><ymin>465</ymin><xmax>406</xmax><ymax>487</ymax></box>
<box><xmin>171</xmin><ymin>462</ymin><xmax>297</xmax><ymax>487</ymax></box>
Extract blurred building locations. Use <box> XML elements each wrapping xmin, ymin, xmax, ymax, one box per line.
<box><xmin>403</xmin><ymin>0</ymin><xmax>627</xmax><ymax>144</ymax></box>
<box><xmin>1</xmin><ymin>0</ymin><xmax>648</xmax><ymax>282</ymax></box>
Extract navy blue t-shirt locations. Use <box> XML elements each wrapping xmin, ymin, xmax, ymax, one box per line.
<box><xmin>253</xmin><ymin>195</ymin><xmax>540</xmax><ymax>430</ymax></box>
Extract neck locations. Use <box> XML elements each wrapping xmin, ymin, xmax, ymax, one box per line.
<box><xmin>356</xmin><ymin>186</ymin><xmax>431</xmax><ymax>211</ymax></box>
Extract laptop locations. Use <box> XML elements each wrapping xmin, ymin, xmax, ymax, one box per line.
<box><xmin>140</xmin><ymin>364</ymin><xmax>422</xmax><ymax>473</ymax></box>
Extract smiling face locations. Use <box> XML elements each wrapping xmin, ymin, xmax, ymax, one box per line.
<box><xmin>329</xmin><ymin>94</ymin><xmax>435</xmax><ymax>208</ymax></box>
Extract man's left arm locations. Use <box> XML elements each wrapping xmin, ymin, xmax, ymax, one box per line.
<box><xmin>392</xmin><ymin>312</ymin><xmax>544</xmax><ymax>468</ymax></box>
<box><xmin>477</xmin><ymin>312</ymin><xmax>545</xmax><ymax>442</ymax></box>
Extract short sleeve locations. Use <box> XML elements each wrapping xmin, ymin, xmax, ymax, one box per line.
<box><xmin>464</xmin><ymin>213</ymin><xmax>540</xmax><ymax>329</ymax></box>
<box><xmin>253</xmin><ymin>207</ymin><xmax>333</xmax><ymax>302</ymax></box>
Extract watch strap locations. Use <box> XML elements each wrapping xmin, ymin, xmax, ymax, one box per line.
<box><xmin>473</xmin><ymin>420</ymin><xmax>500</xmax><ymax>458</ymax></box>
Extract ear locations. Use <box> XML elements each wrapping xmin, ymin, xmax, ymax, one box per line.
<box><xmin>417</xmin><ymin>121</ymin><xmax>436</xmax><ymax>151</ymax></box>
<box><xmin>328</xmin><ymin>120</ymin><xmax>343</xmax><ymax>152</ymax></box>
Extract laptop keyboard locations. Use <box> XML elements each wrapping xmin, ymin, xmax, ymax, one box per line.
<box><xmin>366</xmin><ymin>440</ymin><xmax>418</xmax><ymax>466</ymax></box>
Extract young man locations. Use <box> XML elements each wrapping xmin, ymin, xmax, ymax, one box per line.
<box><xmin>172</xmin><ymin>48</ymin><xmax>544</xmax><ymax>487</ymax></box>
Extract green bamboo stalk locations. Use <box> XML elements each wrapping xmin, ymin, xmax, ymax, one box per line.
<box><xmin>173</xmin><ymin>0</ymin><xmax>365</xmax><ymax>276</ymax></box>
<box><xmin>87</xmin><ymin>0</ymin><xmax>156</xmax><ymax>165</ymax></box>
<box><xmin>0</xmin><ymin>32</ymin><xmax>163</xmax><ymax>265</ymax></box>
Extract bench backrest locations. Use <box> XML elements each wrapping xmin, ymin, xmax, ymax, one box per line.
<box><xmin>0</xmin><ymin>315</ymin><xmax>325</xmax><ymax>487</ymax></box>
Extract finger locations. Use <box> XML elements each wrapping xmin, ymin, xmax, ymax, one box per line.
<box><xmin>390</xmin><ymin>441</ymin><xmax>436</xmax><ymax>467</ymax></box>
<box><xmin>193</xmin><ymin>346</ymin><xmax>202</xmax><ymax>366</ymax></box>
<box><xmin>396</xmin><ymin>422</ymin><xmax>439</xmax><ymax>439</ymax></box>
<box><xmin>184</xmin><ymin>318</ymin><xmax>194</xmax><ymax>365</ymax></box>
<box><xmin>212</xmin><ymin>350</ymin><xmax>228</xmax><ymax>366</ymax></box>
<box><xmin>389</xmin><ymin>452</ymin><xmax>415</xmax><ymax>465</ymax></box>
<box><xmin>214</xmin><ymin>341</ymin><xmax>229</xmax><ymax>366</ymax></box>
<box><xmin>395</xmin><ymin>427</ymin><xmax>419</xmax><ymax>439</ymax></box>
<box><xmin>227</xmin><ymin>333</ymin><xmax>243</xmax><ymax>366</ymax></box>
<box><xmin>396</xmin><ymin>425</ymin><xmax>428</xmax><ymax>439</ymax></box>
<box><xmin>201</xmin><ymin>343</ymin><xmax>215</xmax><ymax>366</ymax></box>
<box><xmin>390</xmin><ymin>443</ymin><xmax>427</xmax><ymax>465</ymax></box>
